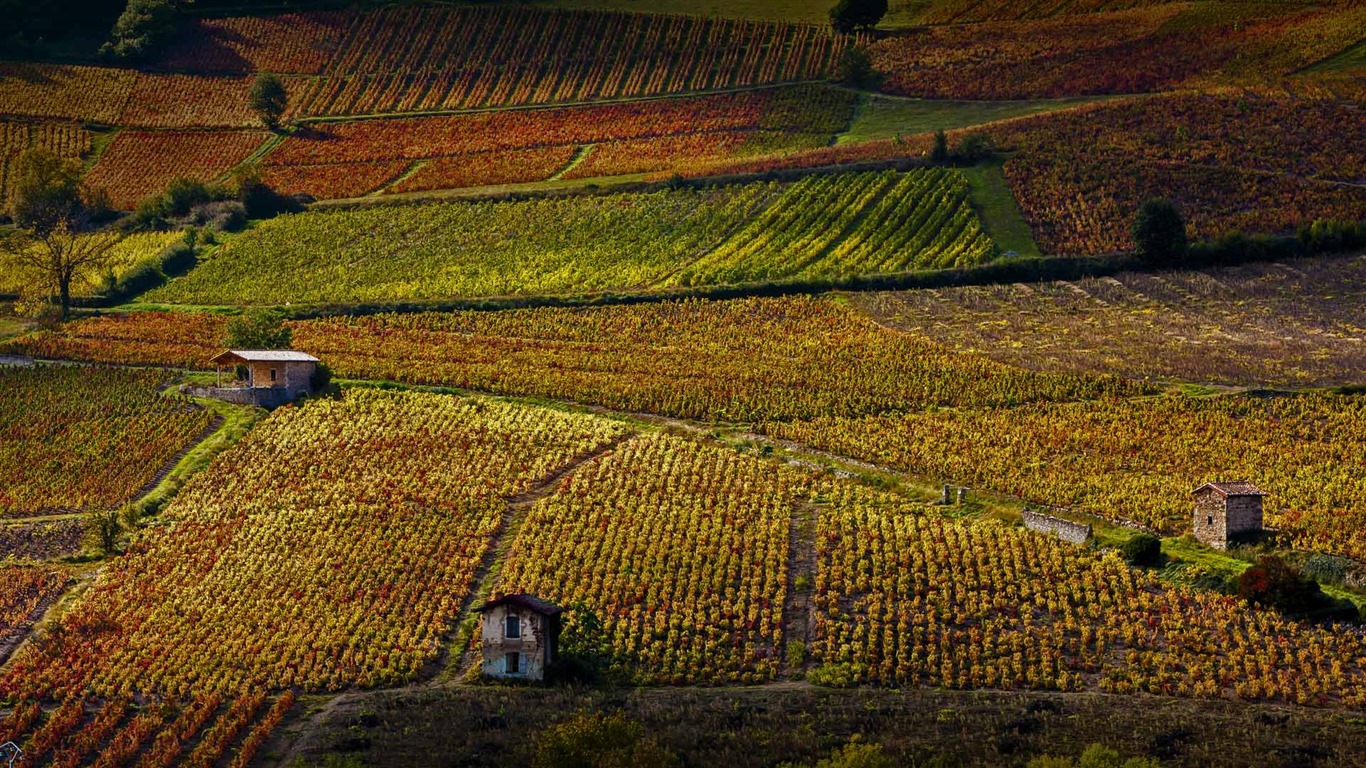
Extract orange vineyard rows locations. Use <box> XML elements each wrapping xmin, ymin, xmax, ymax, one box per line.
<box><xmin>0</xmin><ymin>390</ymin><xmax>626</xmax><ymax>765</ymax></box>
<box><xmin>85</xmin><ymin>130</ymin><xmax>270</xmax><ymax>210</ymax></box>
<box><xmin>0</xmin><ymin>366</ymin><xmax>215</xmax><ymax>517</ymax></box>
<box><xmin>499</xmin><ymin>433</ymin><xmax>796</xmax><ymax>683</ymax></box>
<box><xmin>259</xmin><ymin>86</ymin><xmax>855</xmax><ymax>199</ymax></box>
<box><xmin>292</xmin><ymin>6</ymin><xmax>852</xmax><ymax>117</ymax></box>
<box><xmin>3</xmin><ymin>299</ymin><xmax>1147</xmax><ymax>423</ymax></box>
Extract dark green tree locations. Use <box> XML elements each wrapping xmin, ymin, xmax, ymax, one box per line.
<box><xmin>249</xmin><ymin>73</ymin><xmax>288</xmax><ymax>130</ymax></box>
<box><xmin>930</xmin><ymin>130</ymin><xmax>949</xmax><ymax>163</ymax></box>
<box><xmin>837</xmin><ymin>47</ymin><xmax>876</xmax><ymax>87</ymax></box>
<box><xmin>829</xmin><ymin>0</ymin><xmax>887</xmax><ymax>33</ymax></box>
<box><xmin>225</xmin><ymin>308</ymin><xmax>292</xmax><ymax>350</ymax></box>
<box><xmin>1131</xmin><ymin>198</ymin><xmax>1188</xmax><ymax>265</ymax></box>
<box><xmin>101</xmin><ymin>0</ymin><xmax>176</xmax><ymax>62</ymax></box>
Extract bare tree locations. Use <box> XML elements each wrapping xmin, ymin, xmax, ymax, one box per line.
<box><xmin>2</xmin><ymin>218</ymin><xmax>121</xmax><ymax>318</ymax></box>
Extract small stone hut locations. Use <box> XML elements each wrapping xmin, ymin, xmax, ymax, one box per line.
<box><xmin>478</xmin><ymin>594</ymin><xmax>563</xmax><ymax>682</ymax></box>
<box><xmin>1193</xmin><ymin>481</ymin><xmax>1267</xmax><ymax>549</ymax></box>
<box><xmin>200</xmin><ymin>350</ymin><xmax>319</xmax><ymax>407</ymax></box>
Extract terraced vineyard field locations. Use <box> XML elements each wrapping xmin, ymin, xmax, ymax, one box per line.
<box><xmin>498</xmin><ymin>433</ymin><xmax>798</xmax><ymax>684</ymax></box>
<box><xmin>985</xmin><ymin>92</ymin><xmax>1366</xmax><ymax>254</ymax></box>
<box><xmin>872</xmin><ymin>3</ymin><xmax>1366</xmax><ymax>100</ymax></box>
<box><xmin>852</xmin><ymin>255</ymin><xmax>1366</xmax><ymax>387</ymax></box>
<box><xmin>0</xmin><ymin>366</ymin><xmax>216</xmax><ymax>517</ymax></box>
<box><xmin>258</xmin><ymin>85</ymin><xmax>855</xmax><ymax>199</ymax></box>
<box><xmin>145</xmin><ymin>169</ymin><xmax>994</xmax><ymax>305</ymax></box>
<box><xmin>4</xmin><ymin>298</ymin><xmax>1147</xmax><ymax>422</ymax></box>
<box><xmin>85</xmin><ymin>130</ymin><xmax>270</xmax><ymax>210</ymax></box>
<box><xmin>0</xmin><ymin>389</ymin><xmax>628</xmax><ymax>766</ymax></box>
<box><xmin>813</xmin><ymin>483</ymin><xmax>1366</xmax><ymax>706</ymax></box>
<box><xmin>767</xmin><ymin>391</ymin><xmax>1366</xmax><ymax>561</ymax></box>
<box><xmin>291</xmin><ymin>5</ymin><xmax>852</xmax><ymax>117</ymax></box>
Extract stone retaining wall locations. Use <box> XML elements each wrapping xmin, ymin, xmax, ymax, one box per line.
<box><xmin>1022</xmin><ymin>509</ymin><xmax>1093</xmax><ymax>545</ymax></box>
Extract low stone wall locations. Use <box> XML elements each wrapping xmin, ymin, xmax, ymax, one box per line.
<box><xmin>1022</xmin><ymin>509</ymin><xmax>1093</xmax><ymax>545</ymax></box>
<box><xmin>0</xmin><ymin>354</ymin><xmax>34</xmax><ymax>367</ymax></box>
<box><xmin>184</xmin><ymin>385</ymin><xmax>293</xmax><ymax>408</ymax></box>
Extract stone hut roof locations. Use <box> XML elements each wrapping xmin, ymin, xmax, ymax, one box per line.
<box><xmin>477</xmin><ymin>594</ymin><xmax>564</xmax><ymax>616</ymax></box>
<box><xmin>210</xmin><ymin>350</ymin><xmax>320</xmax><ymax>365</ymax></box>
<box><xmin>1193</xmin><ymin>481</ymin><xmax>1268</xmax><ymax>497</ymax></box>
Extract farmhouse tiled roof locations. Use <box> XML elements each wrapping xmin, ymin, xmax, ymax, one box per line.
<box><xmin>211</xmin><ymin>350</ymin><xmax>321</xmax><ymax>364</ymax></box>
<box><xmin>1193</xmin><ymin>481</ymin><xmax>1268</xmax><ymax>497</ymax></box>
<box><xmin>477</xmin><ymin>593</ymin><xmax>564</xmax><ymax>616</ymax></box>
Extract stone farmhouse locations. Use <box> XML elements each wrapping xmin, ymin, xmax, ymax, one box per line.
<box><xmin>187</xmin><ymin>350</ymin><xmax>320</xmax><ymax>408</ymax></box>
<box><xmin>478</xmin><ymin>594</ymin><xmax>563</xmax><ymax>682</ymax></box>
<box><xmin>1193</xmin><ymin>481</ymin><xmax>1267</xmax><ymax>549</ymax></box>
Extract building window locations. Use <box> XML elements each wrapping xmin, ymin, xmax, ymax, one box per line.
<box><xmin>269</xmin><ymin>368</ymin><xmax>277</xmax><ymax>382</ymax></box>
<box><xmin>1207</xmin><ymin>516</ymin><xmax>1214</xmax><ymax>525</ymax></box>
<box><xmin>505</xmin><ymin>614</ymin><xmax>520</xmax><ymax>639</ymax></box>
<box><xmin>505</xmin><ymin>652</ymin><xmax>521</xmax><ymax>674</ymax></box>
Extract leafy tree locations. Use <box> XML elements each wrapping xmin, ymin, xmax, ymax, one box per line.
<box><xmin>225</xmin><ymin>308</ymin><xmax>292</xmax><ymax>350</ymax></box>
<box><xmin>829</xmin><ymin>0</ymin><xmax>887</xmax><ymax>33</ymax></box>
<box><xmin>86</xmin><ymin>507</ymin><xmax>124</xmax><ymax>554</ymax></box>
<box><xmin>2</xmin><ymin>149</ymin><xmax>121</xmax><ymax>318</ymax></box>
<box><xmin>1131</xmin><ymin>198</ymin><xmax>1187</xmax><ymax>265</ymax></box>
<box><xmin>9</xmin><ymin>147</ymin><xmax>84</xmax><ymax>234</ymax></box>
<box><xmin>953</xmin><ymin>133</ymin><xmax>994</xmax><ymax>163</ymax></box>
<box><xmin>837</xmin><ymin>47</ymin><xmax>876</xmax><ymax>88</ymax></box>
<box><xmin>1120</xmin><ymin>533</ymin><xmax>1161</xmax><ymax>567</ymax></box>
<box><xmin>1026</xmin><ymin>744</ymin><xmax>1160</xmax><ymax>768</ymax></box>
<box><xmin>249</xmin><ymin>73</ymin><xmax>288</xmax><ymax>130</ymax></box>
<box><xmin>930</xmin><ymin>130</ymin><xmax>949</xmax><ymax>163</ymax></box>
<box><xmin>101</xmin><ymin>0</ymin><xmax>177</xmax><ymax>62</ymax></box>
<box><xmin>532</xmin><ymin>711</ymin><xmax>680</xmax><ymax>768</ymax></box>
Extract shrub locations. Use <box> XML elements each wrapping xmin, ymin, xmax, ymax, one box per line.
<box><xmin>1239</xmin><ymin>555</ymin><xmax>1360</xmax><ymax>624</ymax></box>
<box><xmin>1132</xmin><ymin>199</ymin><xmax>1188</xmax><ymax>265</ymax></box>
<box><xmin>953</xmin><ymin>134</ymin><xmax>994</xmax><ymax>163</ymax></box>
<box><xmin>930</xmin><ymin>130</ymin><xmax>949</xmax><ymax>163</ymax></box>
<box><xmin>532</xmin><ymin>711</ymin><xmax>680</xmax><ymax>768</ymax></box>
<box><xmin>838</xmin><ymin>47</ymin><xmax>877</xmax><ymax>88</ymax></box>
<box><xmin>781</xmin><ymin>736</ymin><xmax>892</xmax><ymax>768</ymax></box>
<box><xmin>1120</xmin><ymin>533</ymin><xmax>1161</xmax><ymax>567</ymax></box>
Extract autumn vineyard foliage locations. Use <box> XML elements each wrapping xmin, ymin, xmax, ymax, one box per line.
<box><xmin>143</xmin><ymin>169</ymin><xmax>994</xmax><ymax>304</ymax></box>
<box><xmin>0</xmin><ymin>566</ymin><xmax>67</xmax><ymax>651</ymax></box>
<box><xmin>986</xmin><ymin>92</ymin><xmax>1366</xmax><ymax>254</ymax></box>
<box><xmin>0</xmin><ymin>519</ymin><xmax>85</xmax><ymax>561</ymax></box>
<box><xmin>4</xmin><ymin>298</ymin><xmax>1145</xmax><ymax>421</ymax></box>
<box><xmin>83</xmin><ymin>130</ymin><xmax>271</xmax><ymax>210</ymax></box>
<box><xmin>811</xmin><ymin>484</ymin><xmax>1366</xmax><ymax>706</ymax></box>
<box><xmin>0</xmin><ymin>366</ymin><xmax>216</xmax><ymax>517</ymax></box>
<box><xmin>0</xmin><ymin>389</ymin><xmax>627</xmax><ymax>765</ymax></box>
<box><xmin>0</xmin><ymin>230</ymin><xmax>185</xmax><ymax>299</ymax></box>
<box><xmin>766</xmin><ymin>391</ymin><xmax>1366</xmax><ymax>561</ymax></box>
<box><xmin>498</xmin><ymin>433</ymin><xmax>796</xmax><ymax>684</ymax></box>
<box><xmin>256</xmin><ymin>85</ymin><xmax>856</xmax><ymax>200</ymax></box>
<box><xmin>852</xmin><ymin>256</ymin><xmax>1366</xmax><ymax>388</ymax></box>
<box><xmin>289</xmin><ymin>5</ymin><xmax>852</xmax><ymax>117</ymax></box>
<box><xmin>870</xmin><ymin>3</ymin><xmax>1366</xmax><ymax>100</ymax></box>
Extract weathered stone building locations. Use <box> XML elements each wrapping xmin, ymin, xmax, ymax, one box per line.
<box><xmin>478</xmin><ymin>594</ymin><xmax>563</xmax><ymax>682</ymax></box>
<box><xmin>1193</xmin><ymin>481</ymin><xmax>1267</xmax><ymax>549</ymax></box>
<box><xmin>188</xmin><ymin>350</ymin><xmax>320</xmax><ymax>408</ymax></box>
